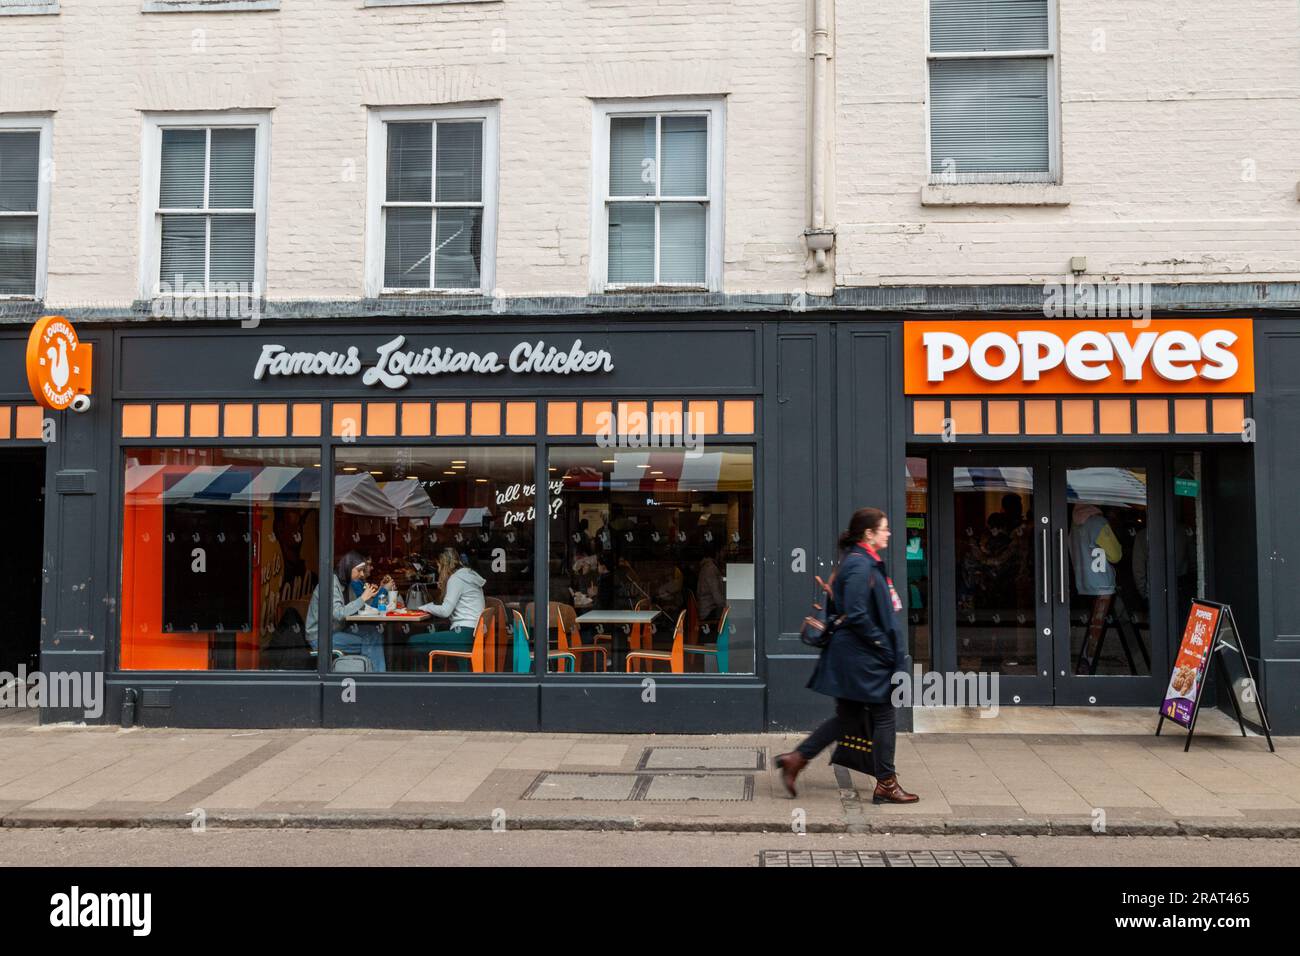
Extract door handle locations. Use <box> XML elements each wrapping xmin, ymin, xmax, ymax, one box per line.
<box><xmin>1058</xmin><ymin>528</ymin><xmax>1066</xmax><ymax>604</ymax></box>
<box><xmin>1041</xmin><ymin>528</ymin><xmax>1048</xmax><ymax>604</ymax></box>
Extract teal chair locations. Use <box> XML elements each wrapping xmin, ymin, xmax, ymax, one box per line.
<box><xmin>684</xmin><ymin>606</ymin><xmax>731</xmax><ymax>673</ymax></box>
<box><xmin>511</xmin><ymin>610</ymin><xmax>576</xmax><ymax>673</ymax></box>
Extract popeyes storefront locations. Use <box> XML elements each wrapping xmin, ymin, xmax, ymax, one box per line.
<box><xmin>897</xmin><ymin>317</ymin><xmax>1291</xmax><ymax>721</ymax></box>
<box><xmin>10</xmin><ymin>312</ymin><xmax>1300</xmax><ymax>734</ymax></box>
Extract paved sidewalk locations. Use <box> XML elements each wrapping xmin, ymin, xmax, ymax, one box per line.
<box><xmin>0</xmin><ymin>709</ymin><xmax>1296</xmax><ymax>836</ymax></box>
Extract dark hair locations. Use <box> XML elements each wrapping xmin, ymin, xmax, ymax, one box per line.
<box><xmin>838</xmin><ymin>507</ymin><xmax>886</xmax><ymax>551</ymax></box>
<box><xmin>336</xmin><ymin>550</ymin><xmax>370</xmax><ymax>590</ymax></box>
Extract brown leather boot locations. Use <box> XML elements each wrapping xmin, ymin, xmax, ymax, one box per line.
<box><xmin>773</xmin><ymin>752</ymin><xmax>808</xmax><ymax>798</ymax></box>
<box><xmin>872</xmin><ymin>775</ymin><xmax>919</xmax><ymax>804</ymax></box>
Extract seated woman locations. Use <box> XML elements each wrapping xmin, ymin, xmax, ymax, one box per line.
<box><xmin>305</xmin><ymin>551</ymin><xmax>387</xmax><ymax>672</ymax></box>
<box><xmin>412</xmin><ymin>548</ymin><xmax>487</xmax><ymax>671</ymax></box>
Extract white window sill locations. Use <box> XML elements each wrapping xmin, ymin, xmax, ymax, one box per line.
<box><xmin>142</xmin><ymin>0</ymin><xmax>278</xmax><ymax>11</ymax></box>
<box><xmin>0</xmin><ymin>1</ymin><xmax>59</xmax><ymax>14</ymax></box>
<box><xmin>921</xmin><ymin>184</ymin><xmax>1070</xmax><ymax>207</ymax></box>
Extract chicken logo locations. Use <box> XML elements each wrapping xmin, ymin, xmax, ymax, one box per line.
<box><xmin>26</xmin><ymin>316</ymin><xmax>93</xmax><ymax>412</ymax></box>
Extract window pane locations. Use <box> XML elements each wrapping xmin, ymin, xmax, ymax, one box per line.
<box><xmin>384</xmin><ymin>207</ymin><xmax>432</xmax><ymax>288</ymax></box>
<box><xmin>929</xmin><ymin>57</ymin><xmax>1050</xmax><ymax>174</ymax></box>
<box><xmin>332</xmin><ymin>447</ymin><xmax>535</xmax><ymax>674</ymax></box>
<box><xmin>210</xmin><ymin>214</ymin><xmax>256</xmax><ymax>286</ymax></box>
<box><xmin>120</xmin><ymin>447</ymin><xmax>323</xmax><ymax>672</ymax></box>
<box><xmin>0</xmin><ymin>216</ymin><xmax>37</xmax><ymax>295</ymax></box>
<box><xmin>0</xmin><ymin>130</ymin><xmax>40</xmax><ymax>212</ymax></box>
<box><xmin>930</xmin><ymin>0</ymin><xmax>1049</xmax><ymax>52</ymax></box>
<box><xmin>660</xmin><ymin>115</ymin><xmax>707</xmax><ymax>196</ymax></box>
<box><xmin>609</xmin><ymin>116</ymin><xmax>655</xmax><ymax>197</ymax></box>
<box><xmin>659</xmin><ymin>202</ymin><xmax>706</xmax><ymax>284</ymax></box>
<box><xmin>548</xmin><ymin>446</ymin><xmax>756</xmax><ymax>675</ymax></box>
<box><xmin>607</xmin><ymin>202</ymin><xmax>654</xmax><ymax>284</ymax></box>
<box><xmin>905</xmin><ymin>457</ymin><xmax>931</xmax><ymax>673</ymax></box>
<box><xmin>209</xmin><ymin>127</ymin><xmax>256</xmax><ymax>209</ymax></box>
<box><xmin>435</xmin><ymin>121</ymin><xmax>483</xmax><ymax>203</ymax></box>
<box><xmin>433</xmin><ymin>207</ymin><xmax>482</xmax><ymax>289</ymax></box>
<box><xmin>159</xmin><ymin>214</ymin><xmax>207</xmax><ymax>290</ymax></box>
<box><xmin>159</xmin><ymin>129</ymin><xmax>206</xmax><ymax>209</ymax></box>
<box><xmin>386</xmin><ymin>122</ymin><xmax>432</xmax><ymax>203</ymax></box>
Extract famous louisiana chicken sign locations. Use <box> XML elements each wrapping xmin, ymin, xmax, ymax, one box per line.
<box><xmin>903</xmin><ymin>319</ymin><xmax>1254</xmax><ymax>395</ymax></box>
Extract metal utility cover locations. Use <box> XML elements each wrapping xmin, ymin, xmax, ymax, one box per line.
<box><xmin>637</xmin><ymin>747</ymin><xmax>766</xmax><ymax>771</ymax></box>
<box><xmin>638</xmin><ymin>773</ymin><xmax>754</xmax><ymax>802</ymax></box>
<box><xmin>522</xmin><ymin>773</ymin><xmax>639</xmax><ymax>801</ymax></box>
<box><xmin>761</xmin><ymin>850</ymin><xmax>1016</xmax><ymax>868</ymax></box>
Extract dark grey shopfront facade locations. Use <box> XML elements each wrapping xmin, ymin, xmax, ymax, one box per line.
<box><xmin>5</xmin><ymin>309</ymin><xmax>1300</xmax><ymax>735</ymax></box>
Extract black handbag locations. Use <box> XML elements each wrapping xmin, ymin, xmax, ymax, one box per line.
<box><xmin>799</xmin><ymin>574</ymin><xmax>842</xmax><ymax>649</ymax></box>
<box><xmin>830</xmin><ymin>731</ymin><xmax>875</xmax><ymax>774</ymax></box>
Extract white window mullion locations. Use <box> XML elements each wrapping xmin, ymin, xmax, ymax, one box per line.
<box><xmin>653</xmin><ymin>202</ymin><xmax>661</xmax><ymax>285</ymax></box>
<box><xmin>204</xmin><ymin>214</ymin><xmax>211</xmax><ymax>291</ymax></box>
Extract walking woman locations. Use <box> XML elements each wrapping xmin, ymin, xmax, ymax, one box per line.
<box><xmin>775</xmin><ymin>507</ymin><xmax>919</xmax><ymax>804</ymax></box>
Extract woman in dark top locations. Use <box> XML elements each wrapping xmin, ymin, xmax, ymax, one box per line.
<box><xmin>775</xmin><ymin>507</ymin><xmax>918</xmax><ymax>804</ymax></box>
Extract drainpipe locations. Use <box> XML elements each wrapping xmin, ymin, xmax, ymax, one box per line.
<box><xmin>805</xmin><ymin>0</ymin><xmax>836</xmax><ymax>272</ymax></box>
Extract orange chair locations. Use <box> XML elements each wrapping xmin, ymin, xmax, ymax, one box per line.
<box><xmin>625</xmin><ymin>611</ymin><xmax>686</xmax><ymax>673</ymax></box>
<box><xmin>510</xmin><ymin>609</ymin><xmax>577</xmax><ymax>673</ymax></box>
<box><xmin>684</xmin><ymin>605</ymin><xmax>730</xmax><ymax>673</ymax></box>
<box><xmin>428</xmin><ymin>605</ymin><xmax>499</xmax><ymax>673</ymax></box>
<box><xmin>529</xmin><ymin>602</ymin><xmax>609</xmax><ymax>672</ymax></box>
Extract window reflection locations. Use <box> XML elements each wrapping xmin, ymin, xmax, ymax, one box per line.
<box><xmin>548</xmin><ymin>447</ymin><xmax>755</xmax><ymax>674</ymax></box>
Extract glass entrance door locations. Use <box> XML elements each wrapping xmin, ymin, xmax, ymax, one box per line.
<box><xmin>934</xmin><ymin>453</ymin><xmax>1053</xmax><ymax>705</ymax></box>
<box><xmin>934</xmin><ymin>451</ymin><xmax>1169</xmax><ymax>706</ymax></box>
<box><xmin>1051</xmin><ymin>452</ymin><xmax>1168</xmax><ymax>705</ymax></box>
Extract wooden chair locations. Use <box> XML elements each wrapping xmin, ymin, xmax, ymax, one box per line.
<box><xmin>528</xmin><ymin>602</ymin><xmax>608</xmax><ymax>672</ymax></box>
<box><xmin>428</xmin><ymin>605</ymin><xmax>498</xmax><ymax>673</ymax></box>
<box><xmin>684</xmin><ymin>605</ymin><xmax>730</xmax><ymax>674</ymax></box>
<box><xmin>510</xmin><ymin>610</ymin><xmax>576</xmax><ymax>673</ymax></box>
<box><xmin>686</xmin><ymin>590</ymin><xmax>700</xmax><ymax>644</ymax></box>
<box><xmin>485</xmin><ymin>598</ymin><xmax>509</xmax><ymax>672</ymax></box>
<box><xmin>625</xmin><ymin>611</ymin><xmax>686</xmax><ymax>673</ymax></box>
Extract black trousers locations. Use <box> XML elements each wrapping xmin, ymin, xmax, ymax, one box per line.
<box><xmin>795</xmin><ymin>698</ymin><xmax>897</xmax><ymax>780</ymax></box>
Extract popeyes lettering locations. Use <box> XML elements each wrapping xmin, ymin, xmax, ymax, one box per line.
<box><xmin>925</xmin><ymin>328</ymin><xmax>1237</xmax><ymax>384</ymax></box>
<box><xmin>903</xmin><ymin>319</ymin><xmax>1254</xmax><ymax>394</ymax></box>
<box><xmin>254</xmin><ymin>336</ymin><xmax>614</xmax><ymax>389</ymax></box>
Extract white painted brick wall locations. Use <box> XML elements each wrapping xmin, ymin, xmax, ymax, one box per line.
<box><xmin>835</xmin><ymin>0</ymin><xmax>1300</xmax><ymax>285</ymax></box>
<box><xmin>4</xmin><ymin>0</ymin><xmax>1298</xmax><ymax>303</ymax></box>
<box><xmin>0</xmin><ymin>0</ymin><xmax>811</xmax><ymax>306</ymax></box>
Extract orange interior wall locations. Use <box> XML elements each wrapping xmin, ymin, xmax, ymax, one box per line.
<box><xmin>120</xmin><ymin>464</ymin><xmax>261</xmax><ymax>671</ymax></box>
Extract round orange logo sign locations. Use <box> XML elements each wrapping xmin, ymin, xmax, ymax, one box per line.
<box><xmin>26</xmin><ymin>316</ymin><xmax>92</xmax><ymax>411</ymax></box>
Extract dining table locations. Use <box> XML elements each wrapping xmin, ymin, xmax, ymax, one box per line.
<box><xmin>575</xmin><ymin>609</ymin><xmax>661</xmax><ymax>670</ymax></box>
<box><xmin>343</xmin><ymin>610</ymin><xmax>432</xmax><ymax>671</ymax></box>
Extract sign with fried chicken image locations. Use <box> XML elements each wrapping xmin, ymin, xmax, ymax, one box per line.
<box><xmin>1161</xmin><ymin>602</ymin><xmax>1221</xmax><ymax>728</ymax></box>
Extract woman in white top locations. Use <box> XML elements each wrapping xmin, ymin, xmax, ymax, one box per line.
<box><xmin>412</xmin><ymin>548</ymin><xmax>487</xmax><ymax>671</ymax></box>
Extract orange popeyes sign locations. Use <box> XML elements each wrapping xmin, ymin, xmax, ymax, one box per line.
<box><xmin>26</xmin><ymin>315</ymin><xmax>94</xmax><ymax>411</ymax></box>
<box><xmin>904</xmin><ymin>318</ymin><xmax>1254</xmax><ymax>395</ymax></box>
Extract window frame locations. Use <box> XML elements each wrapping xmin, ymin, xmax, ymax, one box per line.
<box><xmin>924</xmin><ymin>0</ymin><xmax>1061</xmax><ymax>185</ymax></box>
<box><xmin>590</xmin><ymin>97</ymin><xmax>726</xmax><ymax>294</ymax></box>
<box><xmin>138</xmin><ymin>110</ymin><xmax>271</xmax><ymax>301</ymax></box>
<box><xmin>0</xmin><ymin>114</ymin><xmax>53</xmax><ymax>301</ymax></box>
<box><xmin>365</xmin><ymin>103</ymin><xmax>500</xmax><ymax>298</ymax></box>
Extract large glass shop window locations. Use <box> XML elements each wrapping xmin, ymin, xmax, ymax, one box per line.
<box><xmin>547</xmin><ymin>446</ymin><xmax>755</xmax><ymax>674</ymax></box>
<box><xmin>121</xmin><ymin>448</ymin><xmax>323</xmax><ymax>671</ymax></box>
<box><xmin>330</xmin><ymin>447</ymin><xmax>535</xmax><ymax>673</ymax></box>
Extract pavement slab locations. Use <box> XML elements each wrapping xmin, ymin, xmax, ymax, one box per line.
<box><xmin>0</xmin><ymin>721</ymin><xmax>1295</xmax><ymax>835</ymax></box>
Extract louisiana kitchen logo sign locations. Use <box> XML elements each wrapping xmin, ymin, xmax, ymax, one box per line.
<box><xmin>903</xmin><ymin>319</ymin><xmax>1254</xmax><ymax>394</ymax></box>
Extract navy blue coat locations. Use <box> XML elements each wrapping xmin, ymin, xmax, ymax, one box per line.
<box><xmin>807</xmin><ymin>547</ymin><xmax>908</xmax><ymax>704</ymax></box>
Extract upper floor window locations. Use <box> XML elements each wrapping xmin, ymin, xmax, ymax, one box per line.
<box><xmin>0</xmin><ymin>116</ymin><xmax>52</xmax><ymax>298</ymax></box>
<box><xmin>365</xmin><ymin>105</ymin><xmax>499</xmax><ymax>296</ymax></box>
<box><xmin>591</xmin><ymin>99</ymin><xmax>725</xmax><ymax>293</ymax></box>
<box><xmin>928</xmin><ymin>0</ymin><xmax>1058</xmax><ymax>183</ymax></box>
<box><xmin>140</xmin><ymin>112</ymin><xmax>269</xmax><ymax>299</ymax></box>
